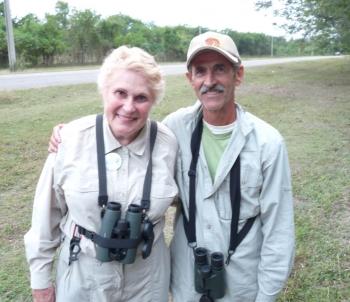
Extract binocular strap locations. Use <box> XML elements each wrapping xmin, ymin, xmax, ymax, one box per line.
<box><xmin>78</xmin><ymin>225</ymin><xmax>142</xmax><ymax>249</ymax></box>
<box><xmin>68</xmin><ymin>115</ymin><xmax>158</xmax><ymax>264</ymax></box>
<box><xmin>95</xmin><ymin>114</ymin><xmax>157</xmax><ymax>211</ymax></box>
<box><xmin>183</xmin><ymin>112</ymin><xmax>258</xmax><ymax>263</ymax></box>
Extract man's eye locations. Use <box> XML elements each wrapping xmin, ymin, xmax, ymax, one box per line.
<box><xmin>195</xmin><ymin>68</ymin><xmax>205</xmax><ymax>76</ymax></box>
<box><xmin>214</xmin><ymin>65</ymin><xmax>226</xmax><ymax>73</ymax></box>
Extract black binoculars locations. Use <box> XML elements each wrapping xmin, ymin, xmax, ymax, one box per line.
<box><xmin>96</xmin><ymin>202</ymin><xmax>154</xmax><ymax>264</ymax></box>
<box><xmin>194</xmin><ymin>247</ymin><xmax>226</xmax><ymax>301</ymax></box>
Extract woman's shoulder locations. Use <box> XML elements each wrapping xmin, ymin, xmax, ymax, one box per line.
<box><xmin>153</xmin><ymin>120</ymin><xmax>178</xmax><ymax>149</ymax></box>
<box><xmin>64</xmin><ymin>114</ymin><xmax>96</xmax><ymax>132</ymax></box>
<box><xmin>60</xmin><ymin>114</ymin><xmax>96</xmax><ymax>141</ymax></box>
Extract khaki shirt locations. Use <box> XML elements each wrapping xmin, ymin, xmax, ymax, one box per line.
<box><xmin>24</xmin><ymin>115</ymin><xmax>178</xmax><ymax>300</ymax></box>
<box><xmin>163</xmin><ymin>103</ymin><xmax>295</xmax><ymax>302</ymax></box>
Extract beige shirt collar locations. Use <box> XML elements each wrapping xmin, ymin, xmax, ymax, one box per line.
<box><xmin>103</xmin><ymin>116</ymin><xmax>149</xmax><ymax>156</ymax></box>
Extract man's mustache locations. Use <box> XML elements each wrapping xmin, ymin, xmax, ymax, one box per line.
<box><xmin>200</xmin><ymin>84</ymin><xmax>225</xmax><ymax>95</ymax></box>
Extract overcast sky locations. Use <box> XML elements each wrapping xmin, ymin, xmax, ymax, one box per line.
<box><xmin>7</xmin><ymin>0</ymin><xmax>288</xmax><ymax>37</ymax></box>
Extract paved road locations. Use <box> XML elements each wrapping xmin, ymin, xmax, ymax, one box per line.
<box><xmin>0</xmin><ymin>56</ymin><xmax>342</xmax><ymax>91</ymax></box>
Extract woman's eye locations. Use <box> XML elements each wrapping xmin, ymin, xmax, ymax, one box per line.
<box><xmin>114</xmin><ymin>89</ymin><xmax>126</xmax><ymax>97</ymax></box>
<box><xmin>135</xmin><ymin>95</ymin><xmax>148</xmax><ymax>103</ymax></box>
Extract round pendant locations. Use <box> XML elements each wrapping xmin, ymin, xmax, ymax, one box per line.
<box><xmin>106</xmin><ymin>153</ymin><xmax>122</xmax><ymax>171</ymax></box>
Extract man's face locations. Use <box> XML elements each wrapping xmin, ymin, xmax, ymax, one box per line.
<box><xmin>187</xmin><ymin>51</ymin><xmax>243</xmax><ymax>116</ymax></box>
<box><xmin>103</xmin><ymin>69</ymin><xmax>155</xmax><ymax>145</ymax></box>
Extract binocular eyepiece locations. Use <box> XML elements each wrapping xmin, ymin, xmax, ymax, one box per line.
<box><xmin>194</xmin><ymin>247</ymin><xmax>226</xmax><ymax>300</ymax></box>
<box><xmin>96</xmin><ymin>202</ymin><xmax>154</xmax><ymax>264</ymax></box>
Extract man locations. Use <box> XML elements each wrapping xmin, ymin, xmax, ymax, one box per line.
<box><xmin>49</xmin><ymin>31</ymin><xmax>295</xmax><ymax>301</ymax></box>
<box><xmin>164</xmin><ymin>31</ymin><xmax>295</xmax><ymax>302</ymax></box>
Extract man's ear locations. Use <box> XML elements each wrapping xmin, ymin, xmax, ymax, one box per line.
<box><xmin>234</xmin><ymin>65</ymin><xmax>244</xmax><ymax>86</ymax></box>
<box><xmin>186</xmin><ymin>71</ymin><xmax>195</xmax><ymax>89</ymax></box>
<box><xmin>186</xmin><ymin>71</ymin><xmax>192</xmax><ymax>82</ymax></box>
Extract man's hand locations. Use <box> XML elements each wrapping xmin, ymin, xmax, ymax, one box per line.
<box><xmin>48</xmin><ymin>124</ymin><xmax>65</xmax><ymax>153</ymax></box>
<box><xmin>32</xmin><ymin>286</ymin><xmax>55</xmax><ymax>302</ymax></box>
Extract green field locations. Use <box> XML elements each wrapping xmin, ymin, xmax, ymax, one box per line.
<box><xmin>0</xmin><ymin>58</ymin><xmax>349</xmax><ymax>301</ymax></box>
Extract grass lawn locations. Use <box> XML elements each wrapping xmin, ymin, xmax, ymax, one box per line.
<box><xmin>0</xmin><ymin>58</ymin><xmax>349</xmax><ymax>301</ymax></box>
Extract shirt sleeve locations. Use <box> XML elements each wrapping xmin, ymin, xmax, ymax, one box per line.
<box><xmin>24</xmin><ymin>153</ymin><xmax>67</xmax><ymax>289</ymax></box>
<box><xmin>256</xmin><ymin>139</ymin><xmax>295</xmax><ymax>301</ymax></box>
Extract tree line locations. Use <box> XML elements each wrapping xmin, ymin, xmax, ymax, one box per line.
<box><xmin>256</xmin><ymin>0</ymin><xmax>349</xmax><ymax>55</ymax></box>
<box><xmin>0</xmin><ymin>1</ymin><xmax>339</xmax><ymax>68</ymax></box>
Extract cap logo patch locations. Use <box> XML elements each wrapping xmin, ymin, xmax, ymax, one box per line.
<box><xmin>205</xmin><ymin>37</ymin><xmax>220</xmax><ymax>47</ymax></box>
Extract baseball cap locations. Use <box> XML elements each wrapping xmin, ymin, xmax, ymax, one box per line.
<box><xmin>186</xmin><ymin>31</ymin><xmax>241</xmax><ymax>69</ymax></box>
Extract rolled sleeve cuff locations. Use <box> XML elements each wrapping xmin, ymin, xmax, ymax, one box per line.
<box><xmin>255</xmin><ymin>291</ymin><xmax>278</xmax><ymax>302</ymax></box>
<box><xmin>30</xmin><ymin>271</ymin><xmax>53</xmax><ymax>289</ymax></box>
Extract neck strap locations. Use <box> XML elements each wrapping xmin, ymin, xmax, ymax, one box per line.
<box><xmin>96</xmin><ymin>114</ymin><xmax>157</xmax><ymax>212</ymax></box>
<box><xmin>96</xmin><ymin>114</ymin><xmax>108</xmax><ymax>207</ymax></box>
<box><xmin>183</xmin><ymin>113</ymin><xmax>256</xmax><ymax>264</ymax></box>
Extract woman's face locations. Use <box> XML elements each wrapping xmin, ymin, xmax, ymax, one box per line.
<box><xmin>103</xmin><ymin>69</ymin><xmax>155</xmax><ymax>145</ymax></box>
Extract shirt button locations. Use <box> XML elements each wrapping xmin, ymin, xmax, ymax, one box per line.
<box><xmin>207</xmin><ymin>224</ymin><xmax>212</xmax><ymax>230</ymax></box>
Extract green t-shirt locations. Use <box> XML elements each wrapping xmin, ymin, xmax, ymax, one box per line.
<box><xmin>202</xmin><ymin>123</ymin><xmax>232</xmax><ymax>181</ymax></box>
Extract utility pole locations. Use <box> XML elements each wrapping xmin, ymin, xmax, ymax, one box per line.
<box><xmin>4</xmin><ymin>0</ymin><xmax>16</xmax><ymax>71</ymax></box>
<box><xmin>270</xmin><ymin>35</ymin><xmax>274</xmax><ymax>57</ymax></box>
<box><xmin>271</xmin><ymin>22</ymin><xmax>277</xmax><ymax>57</ymax></box>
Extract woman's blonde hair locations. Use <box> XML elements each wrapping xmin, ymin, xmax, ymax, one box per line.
<box><xmin>97</xmin><ymin>46</ymin><xmax>165</xmax><ymax>103</ymax></box>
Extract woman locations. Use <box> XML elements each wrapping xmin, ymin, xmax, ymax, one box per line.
<box><xmin>24</xmin><ymin>46</ymin><xmax>178</xmax><ymax>302</ymax></box>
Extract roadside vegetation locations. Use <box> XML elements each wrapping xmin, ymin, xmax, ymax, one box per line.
<box><xmin>0</xmin><ymin>58</ymin><xmax>349</xmax><ymax>301</ymax></box>
<box><xmin>0</xmin><ymin>0</ymin><xmax>340</xmax><ymax>70</ymax></box>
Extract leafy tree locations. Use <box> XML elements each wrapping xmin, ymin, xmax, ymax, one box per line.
<box><xmin>255</xmin><ymin>0</ymin><xmax>350</xmax><ymax>53</ymax></box>
<box><xmin>14</xmin><ymin>12</ymin><xmax>66</xmax><ymax>66</ymax></box>
<box><xmin>223</xmin><ymin>30</ymin><xmax>272</xmax><ymax>56</ymax></box>
<box><xmin>1</xmin><ymin>0</ymin><xmax>325</xmax><ymax>68</ymax></box>
<box><xmin>162</xmin><ymin>26</ymin><xmax>187</xmax><ymax>61</ymax></box>
<box><xmin>55</xmin><ymin>1</ymin><xmax>70</xmax><ymax>29</ymax></box>
<box><xmin>118</xmin><ymin>18</ymin><xmax>151</xmax><ymax>49</ymax></box>
<box><xmin>68</xmin><ymin>9</ymin><xmax>101</xmax><ymax>64</ymax></box>
<box><xmin>170</xmin><ymin>25</ymin><xmax>198</xmax><ymax>61</ymax></box>
<box><xmin>97</xmin><ymin>15</ymin><xmax>125</xmax><ymax>56</ymax></box>
<box><xmin>40</xmin><ymin>14</ymin><xmax>66</xmax><ymax>65</ymax></box>
<box><xmin>97</xmin><ymin>14</ymin><xmax>149</xmax><ymax>60</ymax></box>
<box><xmin>0</xmin><ymin>1</ymin><xmax>8</xmax><ymax>66</ymax></box>
<box><xmin>14</xmin><ymin>14</ymin><xmax>43</xmax><ymax>65</ymax></box>
<box><xmin>143</xmin><ymin>24</ymin><xmax>165</xmax><ymax>60</ymax></box>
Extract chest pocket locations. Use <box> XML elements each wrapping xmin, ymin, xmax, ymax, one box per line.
<box><xmin>216</xmin><ymin>164</ymin><xmax>262</xmax><ymax>221</ymax></box>
<box><xmin>62</xmin><ymin>174</ymin><xmax>100</xmax><ymax>226</ymax></box>
<box><xmin>149</xmin><ymin>182</ymin><xmax>178</xmax><ymax>221</ymax></box>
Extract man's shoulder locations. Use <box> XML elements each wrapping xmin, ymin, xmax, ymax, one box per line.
<box><xmin>240</xmin><ymin>109</ymin><xmax>285</xmax><ymax>151</ymax></box>
<box><xmin>162</xmin><ymin>102</ymin><xmax>199</xmax><ymax>130</ymax></box>
<box><xmin>248</xmin><ymin>111</ymin><xmax>279</xmax><ymax>129</ymax></box>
